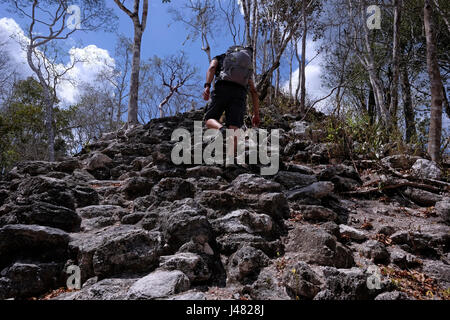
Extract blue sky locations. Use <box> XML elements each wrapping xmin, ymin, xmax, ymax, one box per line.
<box><xmin>0</xmin><ymin>0</ymin><xmax>237</xmax><ymax>78</ymax></box>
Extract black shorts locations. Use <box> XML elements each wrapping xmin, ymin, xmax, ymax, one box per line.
<box><xmin>204</xmin><ymin>81</ymin><xmax>248</xmax><ymax>128</ymax></box>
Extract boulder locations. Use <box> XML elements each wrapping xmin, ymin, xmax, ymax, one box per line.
<box><xmin>297</xmin><ymin>205</ymin><xmax>337</xmax><ymax>222</ymax></box>
<box><xmin>359</xmin><ymin>240</ymin><xmax>390</xmax><ymax>264</ymax></box>
<box><xmin>274</xmin><ymin>171</ymin><xmax>317</xmax><ymax>190</ymax></box>
<box><xmin>121</xmin><ymin>213</ymin><xmax>145</xmax><ymax>225</ymax></box>
<box><xmin>81</xmin><ymin>216</ymin><xmax>117</xmax><ymax>232</ymax></box>
<box><xmin>211</xmin><ymin>210</ymin><xmax>274</xmax><ymax>236</ymax></box>
<box><xmin>0</xmin><ymin>262</ymin><xmax>64</xmax><ymax>299</ymax></box>
<box><xmin>282</xmin><ymin>261</ymin><xmax>321</xmax><ymax>300</ymax></box>
<box><xmin>77</xmin><ymin>205</ymin><xmax>129</xmax><ymax>220</ymax></box>
<box><xmin>150</xmin><ymin>178</ymin><xmax>196</xmax><ymax>202</ymax></box>
<box><xmin>164</xmin><ymin>290</ymin><xmax>206</xmax><ymax>300</ymax></box>
<box><xmin>127</xmin><ymin>270</ymin><xmax>190</xmax><ymax>300</ymax></box>
<box><xmin>14</xmin><ymin>176</ymin><xmax>76</xmax><ymax>210</ymax></box>
<box><xmin>374</xmin><ymin>291</ymin><xmax>412</xmax><ymax>300</ymax></box>
<box><xmin>256</xmin><ymin>192</ymin><xmax>290</xmax><ymax>220</ymax></box>
<box><xmin>84</xmin><ymin>152</ymin><xmax>113</xmax><ymax>171</ymax></box>
<box><xmin>318</xmin><ymin>165</ymin><xmax>361</xmax><ymax>183</ymax></box>
<box><xmin>121</xmin><ymin>177</ymin><xmax>154</xmax><ymax>199</ymax></box>
<box><xmin>411</xmin><ymin>159</ymin><xmax>442</xmax><ymax>180</ymax></box>
<box><xmin>286</xmin><ymin>224</ymin><xmax>354</xmax><ymax>268</ymax></box>
<box><xmin>216</xmin><ymin>233</ymin><xmax>283</xmax><ymax>258</ymax></box>
<box><xmin>140</xmin><ymin>199</ymin><xmax>214</xmax><ymax>253</ymax></box>
<box><xmin>55</xmin><ymin>278</ymin><xmax>137</xmax><ymax>300</ymax></box>
<box><xmin>92</xmin><ymin>229</ymin><xmax>163</xmax><ymax>278</ymax></box>
<box><xmin>390</xmin><ymin>248</ymin><xmax>421</xmax><ymax>269</ymax></box>
<box><xmin>231</xmin><ymin>174</ymin><xmax>282</xmax><ymax>194</ymax></box>
<box><xmin>314</xmin><ymin>267</ymin><xmax>383</xmax><ymax>300</ymax></box>
<box><xmin>435</xmin><ymin>199</ymin><xmax>450</xmax><ymax>224</ymax></box>
<box><xmin>339</xmin><ymin>225</ymin><xmax>368</xmax><ymax>242</ymax></box>
<box><xmin>186</xmin><ymin>166</ymin><xmax>223</xmax><ymax>178</ymax></box>
<box><xmin>69</xmin><ymin>226</ymin><xmax>163</xmax><ymax>280</ymax></box>
<box><xmin>71</xmin><ymin>184</ymin><xmax>99</xmax><ymax>208</ymax></box>
<box><xmin>0</xmin><ymin>201</ymin><xmax>81</xmax><ymax>232</ymax></box>
<box><xmin>403</xmin><ymin>187</ymin><xmax>442</xmax><ymax>206</ymax></box>
<box><xmin>227</xmin><ymin>246</ymin><xmax>270</xmax><ymax>284</ymax></box>
<box><xmin>0</xmin><ymin>225</ymin><xmax>69</xmax><ymax>269</ymax></box>
<box><xmin>377</xmin><ymin>225</ymin><xmax>397</xmax><ymax>236</ymax></box>
<box><xmin>160</xmin><ymin>252</ymin><xmax>210</xmax><ymax>284</ymax></box>
<box><xmin>287</xmin><ymin>182</ymin><xmax>334</xmax><ymax>201</ymax></box>
<box><xmin>390</xmin><ymin>229</ymin><xmax>449</xmax><ymax>257</ymax></box>
<box><xmin>421</xmin><ymin>260</ymin><xmax>450</xmax><ymax>289</ymax></box>
<box><xmin>285</xmin><ymin>163</ymin><xmax>315</xmax><ymax>175</ymax></box>
<box><xmin>249</xmin><ymin>267</ymin><xmax>291</xmax><ymax>300</ymax></box>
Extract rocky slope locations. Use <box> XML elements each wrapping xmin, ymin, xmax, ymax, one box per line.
<box><xmin>0</xmin><ymin>109</ymin><xmax>449</xmax><ymax>300</ymax></box>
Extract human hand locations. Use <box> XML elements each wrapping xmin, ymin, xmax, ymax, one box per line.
<box><xmin>203</xmin><ymin>87</ymin><xmax>210</xmax><ymax>101</ymax></box>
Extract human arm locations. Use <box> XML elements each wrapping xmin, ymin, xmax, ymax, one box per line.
<box><xmin>203</xmin><ymin>59</ymin><xmax>219</xmax><ymax>101</ymax></box>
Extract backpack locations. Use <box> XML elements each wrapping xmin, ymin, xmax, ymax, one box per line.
<box><xmin>218</xmin><ymin>46</ymin><xmax>253</xmax><ymax>87</ymax></box>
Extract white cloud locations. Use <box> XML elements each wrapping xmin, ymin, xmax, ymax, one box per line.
<box><xmin>0</xmin><ymin>17</ymin><xmax>115</xmax><ymax>107</ymax></box>
<box><xmin>0</xmin><ymin>18</ymin><xmax>33</xmax><ymax>78</ymax></box>
<box><xmin>282</xmin><ymin>39</ymin><xmax>330</xmax><ymax>112</ymax></box>
<box><xmin>57</xmin><ymin>45</ymin><xmax>116</xmax><ymax>105</ymax></box>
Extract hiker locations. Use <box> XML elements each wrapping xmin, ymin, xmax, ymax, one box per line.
<box><xmin>203</xmin><ymin>46</ymin><xmax>261</xmax><ymax>136</ymax></box>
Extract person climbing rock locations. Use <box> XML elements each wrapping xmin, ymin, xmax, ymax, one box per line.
<box><xmin>203</xmin><ymin>45</ymin><xmax>261</xmax><ymax>135</ymax></box>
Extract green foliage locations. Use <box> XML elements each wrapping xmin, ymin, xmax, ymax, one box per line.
<box><xmin>324</xmin><ymin>112</ymin><xmax>401</xmax><ymax>160</ymax></box>
<box><xmin>0</xmin><ymin>78</ymin><xmax>74</xmax><ymax>173</ymax></box>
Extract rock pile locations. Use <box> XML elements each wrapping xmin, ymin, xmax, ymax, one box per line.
<box><xmin>0</xmin><ymin>109</ymin><xmax>448</xmax><ymax>300</ymax></box>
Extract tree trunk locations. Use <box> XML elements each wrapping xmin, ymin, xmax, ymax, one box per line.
<box><xmin>443</xmin><ymin>86</ymin><xmax>450</xmax><ymax>118</ymax></box>
<box><xmin>27</xmin><ymin>45</ymin><xmax>55</xmax><ymax>161</ymax></box>
<box><xmin>159</xmin><ymin>91</ymin><xmax>175</xmax><ymax>119</ymax></box>
<box><xmin>400</xmin><ymin>62</ymin><xmax>415</xmax><ymax>143</ymax></box>
<box><xmin>295</xmin><ymin>37</ymin><xmax>301</xmax><ymax>105</ymax></box>
<box><xmin>251</xmin><ymin>0</ymin><xmax>258</xmax><ymax>79</ymax></box>
<box><xmin>300</xmin><ymin>0</ymin><xmax>307</xmax><ymax>113</ymax></box>
<box><xmin>389</xmin><ymin>0</ymin><xmax>402</xmax><ymax>128</ymax></box>
<box><xmin>424</xmin><ymin>0</ymin><xmax>444</xmax><ymax>162</ymax></box>
<box><xmin>128</xmin><ymin>27</ymin><xmax>143</xmax><ymax>125</ymax></box>
<box><xmin>201</xmin><ymin>33</ymin><xmax>212</xmax><ymax>63</ymax></box>
<box><xmin>289</xmin><ymin>41</ymin><xmax>294</xmax><ymax>104</ymax></box>
<box><xmin>358</xmin><ymin>1</ymin><xmax>390</xmax><ymax>126</ymax></box>
<box><xmin>242</xmin><ymin>0</ymin><xmax>252</xmax><ymax>46</ymax></box>
<box><xmin>262</xmin><ymin>31</ymin><xmax>268</xmax><ymax>73</ymax></box>
<box><xmin>368</xmin><ymin>85</ymin><xmax>376</xmax><ymax>126</ymax></box>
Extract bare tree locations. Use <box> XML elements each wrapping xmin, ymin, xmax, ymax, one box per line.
<box><xmin>97</xmin><ymin>35</ymin><xmax>132</xmax><ymax>130</ymax></box>
<box><xmin>114</xmin><ymin>0</ymin><xmax>169</xmax><ymax>125</ymax></box>
<box><xmin>153</xmin><ymin>53</ymin><xmax>198</xmax><ymax>118</ymax></box>
<box><xmin>169</xmin><ymin>0</ymin><xmax>217</xmax><ymax>63</ymax></box>
<box><xmin>432</xmin><ymin>0</ymin><xmax>450</xmax><ymax>33</ymax></box>
<box><xmin>424</xmin><ymin>0</ymin><xmax>444</xmax><ymax>161</ymax></box>
<box><xmin>344</xmin><ymin>0</ymin><xmax>391</xmax><ymax>126</ymax></box>
<box><xmin>257</xmin><ymin>0</ymin><xmax>306</xmax><ymax>102</ymax></box>
<box><xmin>299</xmin><ymin>0</ymin><xmax>308</xmax><ymax>112</ymax></box>
<box><xmin>7</xmin><ymin>0</ymin><xmax>113</xmax><ymax>161</ymax></box>
<box><xmin>389</xmin><ymin>0</ymin><xmax>402</xmax><ymax>125</ymax></box>
<box><xmin>138</xmin><ymin>52</ymin><xmax>200</xmax><ymax>120</ymax></box>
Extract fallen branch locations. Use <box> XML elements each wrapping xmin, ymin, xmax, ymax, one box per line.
<box><xmin>380</xmin><ymin>161</ymin><xmax>450</xmax><ymax>191</ymax></box>
<box><xmin>343</xmin><ymin>180</ymin><xmax>442</xmax><ymax>196</ymax></box>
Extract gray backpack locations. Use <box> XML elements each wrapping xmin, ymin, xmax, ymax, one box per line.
<box><xmin>218</xmin><ymin>46</ymin><xmax>253</xmax><ymax>87</ymax></box>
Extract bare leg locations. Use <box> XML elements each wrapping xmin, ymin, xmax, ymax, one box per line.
<box><xmin>228</xmin><ymin>125</ymin><xmax>239</xmax><ymax>154</ymax></box>
<box><xmin>206</xmin><ymin>119</ymin><xmax>223</xmax><ymax>130</ymax></box>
